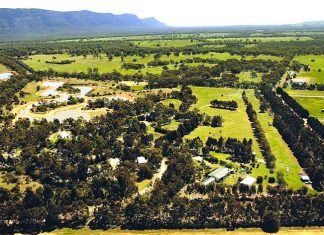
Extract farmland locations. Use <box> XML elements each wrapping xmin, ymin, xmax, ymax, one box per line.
<box><xmin>23</xmin><ymin>52</ymin><xmax>282</xmax><ymax>75</ymax></box>
<box><xmin>285</xmin><ymin>89</ymin><xmax>324</xmax><ymax>122</ymax></box>
<box><xmin>0</xmin><ymin>31</ymin><xmax>323</xmax><ymax>234</ymax></box>
<box><xmin>292</xmin><ymin>55</ymin><xmax>324</xmax><ymax>84</ymax></box>
<box><xmin>0</xmin><ymin>63</ymin><xmax>8</xmax><ymax>73</ymax></box>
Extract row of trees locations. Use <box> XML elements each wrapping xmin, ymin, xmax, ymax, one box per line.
<box><xmin>243</xmin><ymin>91</ymin><xmax>275</xmax><ymax>169</ymax></box>
<box><xmin>262</xmin><ymin>83</ymin><xmax>324</xmax><ymax>191</ymax></box>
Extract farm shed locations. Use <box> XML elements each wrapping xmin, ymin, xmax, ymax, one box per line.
<box><xmin>202</xmin><ymin>177</ymin><xmax>215</xmax><ymax>186</ymax></box>
<box><xmin>291</xmin><ymin>78</ymin><xmax>306</xmax><ymax>85</ymax></box>
<box><xmin>208</xmin><ymin>167</ymin><xmax>232</xmax><ymax>181</ymax></box>
<box><xmin>240</xmin><ymin>176</ymin><xmax>256</xmax><ymax>186</ymax></box>
<box><xmin>137</xmin><ymin>156</ymin><xmax>148</xmax><ymax>164</ymax></box>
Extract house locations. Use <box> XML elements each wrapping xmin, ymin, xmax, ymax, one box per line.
<box><xmin>59</xmin><ymin>131</ymin><xmax>71</xmax><ymax>139</ymax></box>
<box><xmin>193</xmin><ymin>156</ymin><xmax>203</xmax><ymax>162</ymax></box>
<box><xmin>202</xmin><ymin>177</ymin><xmax>215</xmax><ymax>186</ymax></box>
<box><xmin>287</xmin><ymin>71</ymin><xmax>296</xmax><ymax>77</ymax></box>
<box><xmin>208</xmin><ymin>167</ymin><xmax>232</xmax><ymax>182</ymax></box>
<box><xmin>137</xmin><ymin>156</ymin><xmax>148</xmax><ymax>164</ymax></box>
<box><xmin>291</xmin><ymin>78</ymin><xmax>306</xmax><ymax>86</ymax></box>
<box><xmin>109</xmin><ymin>158</ymin><xmax>120</xmax><ymax>170</ymax></box>
<box><xmin>300</xmin><ymin>175</ymin><xmax>312</xmax><ymax>184</ymax></box>
<box><xmin>240</xmin><ymin>176</ymin><xmax>256</xmax><ymax>186</ymax></box>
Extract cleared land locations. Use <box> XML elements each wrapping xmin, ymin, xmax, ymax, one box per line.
<box><xmin>245</xmin><ymin>90</ymin><xmax>305</xmax><ymax>190</ymax></box>
<box><xmin>285</xmin><ymin>89</ymin><xmax>324</xmax><ymax>123</ymax></box>
<box><xmin>23</xmin><ymin>52</ymin><xmax>282</xmax><ymax>75</ymax></box>
<box><xmin>0</xmin><ymin>63</ymin><xmax>8</xmax><ymax>73</ymax></box>
<box><xmin>207</xmin><ymin>36</ymin><xmax>313</xmax><ymax>42</ymax></box>
<box><xmin>293</xmin><ymin>55</ymin><xmax>324</xmax><ymax>84</ymax></box>
<box><xmin>238</xmin><ymin>71</ymin><xmax>263</xmax><ymax>83</ymax></box>
<box><xmin>184</xmin><ymin>87</ymin><xmax>272</xmax><ymax>187</ymax></box>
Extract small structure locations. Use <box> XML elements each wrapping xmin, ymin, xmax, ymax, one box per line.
<box><xmin>137</xmin><ymin>156</ymin><xmax>148</xmax><ymax>164</ymax></box>
<box><xmin>193</xmin><ymin>156</ymin><xmax>203</xmax><ymax>162</ymax></box>
<box><xmin>109</xmin><ymin>158</ymin><xmax>120</xmax><ymax>170</ymax></box>
<box><xmin>208</xmin><ymin>167</ymin><xmax>232</xmax><ymax>182</ymax></box>
<box><xmin>300</xmin><ymin>175</ymin><xmax>312</xmax><ymax>184</ymax></box>
<box><xmin>240</xmin><ymin>176</ymin><xmax>256</xmax><ymax>186</ymax></box>
<box><xmin>287</xmin><ymin>71</ymin><xmax>296</xmax><ymax>77</ymax></box>
<box><xmin>59</xmin><ymin>131</ymin><xmax>71</xmax><ymax>139</ymax></box>
<box><xmin>202</xmin><ymin>177</ymin><xmax>215</xmax><ymax>186</ymax></box>
<box><xmin>291</xmin><ymin>78</ymin><xmax>306</xmax><ymax>85</ymax></box>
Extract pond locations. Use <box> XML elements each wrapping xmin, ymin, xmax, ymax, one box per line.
<box><xmin>17</xmin><ymin>81</ymin><xmax>94</xmax><ymax>122</ymax></box>
<box><xmin>0</xmin><ymin>72</ymin><xmax>13</xmax><ymax>81</ymax></box>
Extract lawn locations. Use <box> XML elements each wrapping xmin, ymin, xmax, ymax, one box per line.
<box><xmin>184</xmin><ymin>87</ymin><xmax>305</xmax><ymax>190</ymax></box>
<box><xmin>136</xmin><ymin>179</ymin><xmax>152</xmax><ymax>191</ymax></box>
<box><xmin>0</xmin><ymin>63</ymin><xmax>8</xmax><ymax>73</ymax></box>
<box><xmin>292</xmin><ymin>55</ymin><xmax>324</xmax><ymax>84</ymax></box>
<box><xmin>245</xmin><ymin>90</ymin><xmax>305</xmax><ymax>190</ymax></box>
<box><xmin>238</xmin><ymin>71</ymin><xmax>263</xmax><ymax>83</ymax></box>
<box><xmin>162</xmin><ymin>120</ymin><xmax>181</xmax><ymax>131</ymax></box>
<box><xmin>285</xmin><ymin>89</ymin><xmax>324</xmax><ymax>122</ymax></box>
<box><xmin>161</xmin><ymin>98</ymin><xmax>182</xmax><ymax>110</ymax></box>
<box><xmin>186</xmin><ymin>87</ymin><xmax>262</xmax><ymax>159</ymax></box>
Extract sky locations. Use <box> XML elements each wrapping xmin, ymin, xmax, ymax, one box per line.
<box><xmin>1</xmin><ymin>0</ymin><xmax>324</xmax><ymax>27</ymax></box>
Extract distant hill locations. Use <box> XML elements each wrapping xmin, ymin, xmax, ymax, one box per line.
<box><xmin>292</xmin><ymin>21</ymin><xmax>324</xmax><ymax>28</ymax></box>
<box><xmin>0</xmin><ymin>8</ymin><xmax>167</xmax><ymax>40</ymax></box>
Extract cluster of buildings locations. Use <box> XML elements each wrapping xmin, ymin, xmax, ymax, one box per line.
<box><xmin>202</xmin><ymin>167</ymin><xmax>256</xmax><ymax>187</ymax></box>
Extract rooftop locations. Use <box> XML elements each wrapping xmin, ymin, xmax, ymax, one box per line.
<box><xmin>208</xmin><ymin>167</ymin><xmax>232</xmax><ymax>180</ymax></box>
<box><xmin>240</xmin><ymin>176</ymin><xmax>256</xmax><ymax>186</ymax></box>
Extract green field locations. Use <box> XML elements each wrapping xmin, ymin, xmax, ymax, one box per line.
<box><xmin>286</xmin><ymin>89</ymin><xmax>324</xmax><ymax>122</ymax></box>
<box><xmin>184</xmin><ymin>87</ymin><xmax>270</xmax><ymax>186</ymax></box>
<box><xmin>23</xmin><ymin>52</ymin><xmax>282</xmax><ymax>75</ymax></box>
<box><xmin>183</xmin><ymin>87</ymin><xmax>305</xmax><ymax>190</ymax></box>
<box><xmin>245</xmin><ymin>91</ymin><xmax>304</xmax><ymax>190</ymax></box>
<box><xmin>292</xmin><ymin>55</ymin><xmax>324</xmax><ymax>84</ymax></box>
<box><xmin>238</xmin><ymin>71</ymin><xmax>263</xmax><ymax>83</ymax></box>
<box><xmin>134</xmin><ymin>39</ymin><xmax>198</xmax><ymax>48</ymax></box>
<box><xmin>207</xmin><ymin>36</ymin><xmax>313</xmax><ymax>42</ymax></box>
<box><xmin>161</xmin><ymin>98</ymin><xmax>182</xmax><ymax>110</ymax></box>
<box><xmin>0</xmin><ymin>63</ymin><xmax>8</xmax><ymax>73</ymax></box>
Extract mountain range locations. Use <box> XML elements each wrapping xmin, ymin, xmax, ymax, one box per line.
<box><xmin>0</xmin><ymin>8</ymin><xmax>167</xmax><ymax>40</ymax></box>
<box><xmin>1</xmin><ymin>8</ymin><xmax>324</xmax><ymax>40</ymax></box>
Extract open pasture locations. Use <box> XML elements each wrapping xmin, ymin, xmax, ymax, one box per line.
<box><xmin>0</xmin><ymin>63</ymin><xmax>8</xmax><ymax>73</ymax></box>
<box><xmin>207</xmin><ymin>36</ymin><xmax>313</xmax><ymax>42</ymax></box>
<box><xmin>286</xmin><ymin>89</ymin><xmax>324</xmax><ymax>122</ymax></box>
<box><xmin>23</xmin><ymin>52</ymin><xmax>282</xmax><ymax>75</ymax></box>
<box><xmin>292</xmin><ymin>55</ymin><xmax>324</xmax><ymax>84</ymax></box>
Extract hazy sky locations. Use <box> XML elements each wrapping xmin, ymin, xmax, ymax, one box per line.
<box><xmin>1</xmin><ymin>0</ymin><xmax>324</xmax><ymax>27</ymax></box>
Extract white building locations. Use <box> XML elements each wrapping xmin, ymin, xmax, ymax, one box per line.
<box><xmin>208</xmin><ymin>167</ymin><xmax>232</xmax><ymax>182</ymax></box>
<box><xmin>291</xmin><ymin>78</ymin><xmax>306</xmax><ymax>85</ymax></box>
<box><xmin>300</xmin><ymin>175</ymin><xmax>312</xmax><ymax>184</ymax></box>
<box><xmin>59</xmin><ymin>131</ymin><xmax>71</xmax><ymax>139</ymax></box>
<box><xmin>137</xmin><ymin>156</ymin><xmax>148</xmax><ymax>164</ymax></box>
<box><xmin>240</xmin><ymin>176</ymin><xmax>256</xmax><ymax>186</ymax></box>
<box><xmin>202</xmin><ymin>177</ymin><xmax>215</xmax><ymax>186</ymax></box>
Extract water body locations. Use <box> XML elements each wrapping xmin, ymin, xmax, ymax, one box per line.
<box><xmin>0</xmin><ymin>72</ymin><xmax>13</xmax><ymax>81</ymax></box>
<box><xmin>18</xmin><ymin>81</ymin><xmax>93</xmax><ymax>122</ymax></box>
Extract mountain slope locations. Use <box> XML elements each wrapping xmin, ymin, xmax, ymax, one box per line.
<box><xmin>0</xmin><ymin>8</ymin><xmax>167</xmax><ymax>39</ymax></box>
